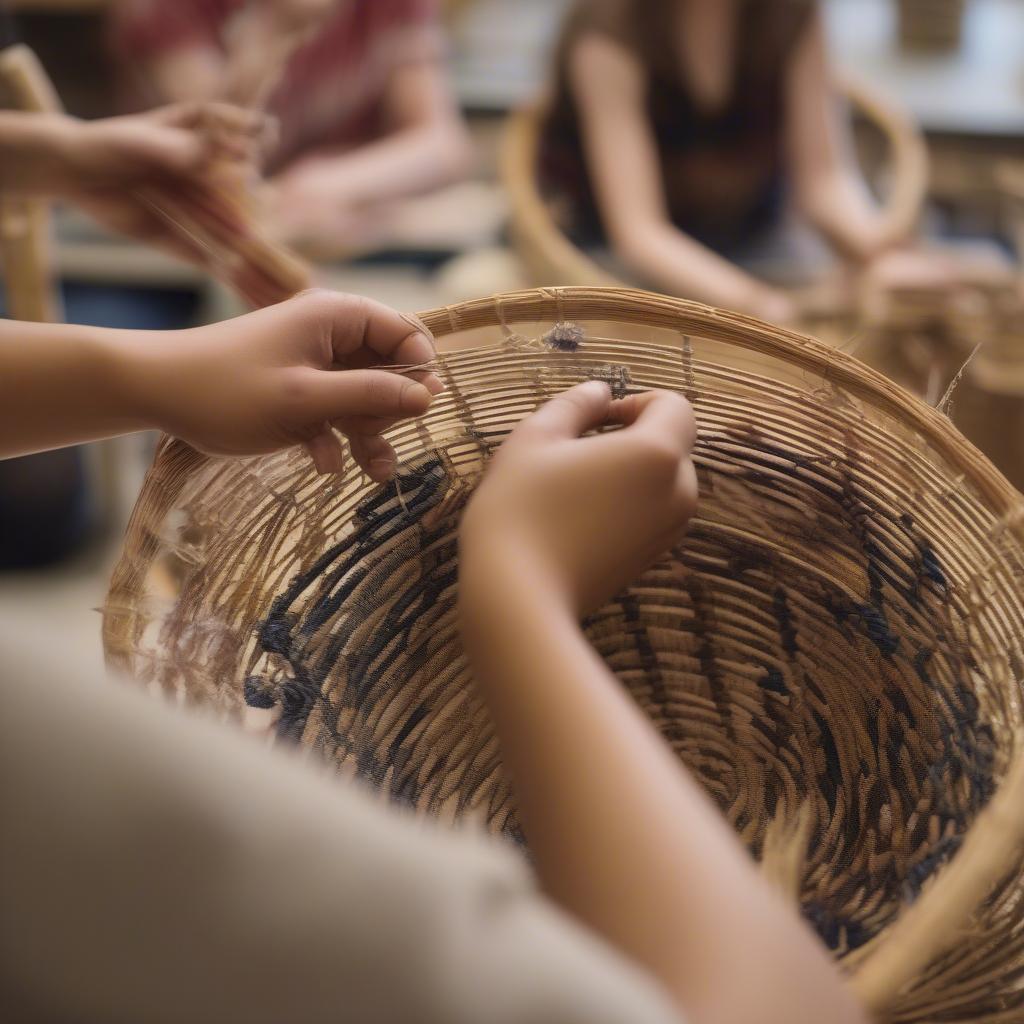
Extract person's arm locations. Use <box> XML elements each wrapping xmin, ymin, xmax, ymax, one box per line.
<box><xmin>568</xmin><ymin>34</ymin><xmax>794</xmax><ymax>323</ymax></box>
<box><xmin>0</xmin><ymin>103</ymin><xmax>270</xmax><ymax>271</ymax></box>
<box><xmin>1</xmin><ymin>627</ymin><xmax>683</xmax><ymax>1024</ymax></box>
<box><xmin>0</xmin><ymin>289</ymin><xmax>442</xmax><ymax>476</ymax></box>
<box><xmin>268</xmin><ymin>57</ymin><xmax>474</xmax><ymax>249</ymax></box>
<box><xmin>785</xmin><ymin>10</ymin><xmax>898</xmax><ymax>262</ymax></box>
<box><xmin>458</xmin><ymin>383</ymin><xmax>867</xmax><ymax>1024</ymax></box>
<box><xmin>221</xmin><ymin>0</ymin><xmax>345</xmax><ymax>107</ymax></box>
<box><xmin>0</xmin><ymin>106</ymin><xmax>261</xmax><ymax>195</ymax></box>
<box><xmin>0</xmin><ymin>112</ymin><xmax>83</xmax><ymax>193</ymax></box>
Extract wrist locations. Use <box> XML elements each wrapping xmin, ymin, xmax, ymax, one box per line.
<box><xmin>0</xmin><ymin>112</ymin><xmax>81</xmax><ymax>195</ymax></box>
<box><xmin>98</xmin><ymin>327</ymin><xmax>175</xmax><ymax>435</ymax></box>
<box><xmin>458</xmin><ymin>531</ymin><xmax>577</xmax><ymax>653</ymax></box>
<box><xmin>44</xmin><ymin>115</ymin><xmax>89</xmax><ymax>195</ymax></box>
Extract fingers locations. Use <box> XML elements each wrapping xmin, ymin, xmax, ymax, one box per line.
<box><xmin>298</xmin><ymin>290</ymin><xmax>443</xmax><ymax>396</ymax></box>
<box><xmin>607</xmin><ymin>389</ymin><xmax>697</xmax><ymax>455</ymax></box>
<box><xmin>514</xmin><ymin>380</ymin><xmax>613</xmax><ymax>441</ymax></box>
<box><xmin>673</xmin><ymin>456</ymin><xmax>700</xmax><ymax>524</ymax></box>
<box><xmin>153</xmin><ymin>101</ymin><xmax>266</xmax><ymax>140</ymax></box>
<box><xmin>304</xmin><ymin>428</ymin><xmax>398</xmax><ymax>480</ymax></box>
<box><xmin>294</xmin><ymin>367</ymin><xmax>435</xmax><ymax>425</ymax></box>
<box><xmin>146</xmin><ymin>102</ymin><xmax>267</xmax><ymax>168</ymax></box>
<box><xmin>305</xmin><ymin>428</ymin><xmax>346</xmax><ymax>475</ymax></box>
<box><xmin>122</xmin><ymin>122</ymin><xmax>208</xmax><ymax>176</ymax></box>
<box><xmin>325</xmin><ymin>292</ymin><xmax>437</xmax><ymax>361</ymax></box>
<box><xmin>349</xmin><ymin>432</ymin><xmax>398</xmax><ymax>482</ymax></box>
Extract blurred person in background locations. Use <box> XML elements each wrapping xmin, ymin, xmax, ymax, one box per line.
<box><xmin>111</xmin><ymin>0</ymin><xmax>475</xmax><ymax>260</ymax></box>
<box><xmin>542</xmin><ymin>0</ymin><xmax>999</xmax><ymax>323</ymax></box>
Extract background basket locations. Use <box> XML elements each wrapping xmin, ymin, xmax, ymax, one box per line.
<box><xmin>897</xmin><ymin>0</ymin><xmax>967</xmax><ymax>53</ymax></box>
<box><xmin>104</xmin><ymin>287</ymin><xmax>1024</xmax><ymax>1021</ymax></box>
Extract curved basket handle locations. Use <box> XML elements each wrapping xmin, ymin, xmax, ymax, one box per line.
<box><xmin>852</xmin><ymin>738</ymin><xmax>1024</xmax><ymax>1014</ymax></box>
<box><xmin>838</xmin><ymin>72</ymin><xmax>930</xmax><ymax>247</ymax></box>
<box><xmin>500</xmin><ymin>95</ymin><xmax>621</xmax><ymax>288</ymax></box>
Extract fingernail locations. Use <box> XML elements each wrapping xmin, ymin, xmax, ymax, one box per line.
<box><xmin>368</xmin><ymin>457</ymin><xmax>396</xmax><ymax>480</ymax></box>
<box><xmin>310</xmin><ymin>449</ymin><xmax>334</xmax><ymax>475</ymax></box>
<box><xmin>423</xmin><ymin>372</ymin><xmax>446</xmax><ymax>396</ymax></box>
<box><xmin>401</xmin><ymin>379</ymin><xmax>433</xmax><ymax>414</ymax></box>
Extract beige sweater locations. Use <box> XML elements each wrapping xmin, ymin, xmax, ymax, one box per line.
<box><xmin>0</xmin><ymin>638</ymin><xmax>683</xmax><ymax>1024</ymax></box>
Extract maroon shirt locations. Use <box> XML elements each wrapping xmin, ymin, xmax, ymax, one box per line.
<box><xmin>111</xmin><ymin>0</ymin><xmax>442</xmax><ymax>171</ymax></box>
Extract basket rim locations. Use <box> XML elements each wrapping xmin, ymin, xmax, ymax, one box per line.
<box><xmin>422</xmin><ymin>286</ymin><xmax>1023</xmax><ymax>529</ymax></box>
<box><xmin>104</xmin><ymin>286</ymin><xmax>1024</xmax><ymax>1013</ymax></box>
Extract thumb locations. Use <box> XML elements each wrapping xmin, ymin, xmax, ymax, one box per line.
<box><xmin>295</xmin><ymin>367</ymin><xmax>434</xmax><ymax>425</ymax></box>
<box><xmin>516</xmin><ymin>380</ymin><xmax>613</xmax><ymax>441</ymax></box>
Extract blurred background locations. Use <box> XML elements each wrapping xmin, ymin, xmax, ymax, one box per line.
<box><xmin>1</xmin><ymin>0</ymin><xmax>1023</xmax><ymax>673</ymax></box>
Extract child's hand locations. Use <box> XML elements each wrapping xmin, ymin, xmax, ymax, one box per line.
<box><xmin>460</xmin><ymin>381</ymin><xmax>697</xmax><ymax>617</ymax></box>
<box><xmin>125</xmin><ymin>290</ymin><xmax>442</xmax><ymax>477</ymax></box>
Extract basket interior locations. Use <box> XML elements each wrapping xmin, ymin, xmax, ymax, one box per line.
<box><xmin>106</xmin><ymin>308</ymin><xmax>1024</xmax><ymax>960</ymax></box>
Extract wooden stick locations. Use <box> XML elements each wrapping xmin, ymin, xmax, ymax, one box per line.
<box><xmin>0</xmin><ymin>43</ymin><xmax>63</xmax><ymax>323</ymax></box>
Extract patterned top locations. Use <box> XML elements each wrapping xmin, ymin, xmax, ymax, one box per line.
<box><xmin>111</xmin><ymin>0</ymin><xmax>443</xmax><ymax>171</ymax></box>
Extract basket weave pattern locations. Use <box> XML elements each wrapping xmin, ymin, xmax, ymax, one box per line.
<box><xmin>105</xmin><ymin>288</ymin><xmax>1024</xmax><ymax>1021</ymax></box>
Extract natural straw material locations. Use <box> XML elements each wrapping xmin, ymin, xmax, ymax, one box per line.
<box><xmin>105</xmin><ymin>287</ymin><xmax>1024</xmax><ymax>1021</ymax></box>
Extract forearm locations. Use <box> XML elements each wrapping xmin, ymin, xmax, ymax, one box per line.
<box><xmin>460</xmin><ymin>555</ymin><xmax>865</xmax><ymax>1024</ymax></box>
<box><xmin>0</xmin><ymin>320</ymin><xmax>154</xmax><ymax>457</ymax></box>
<box><xmin>279</xmin><ymin>121</ymin><xmax>472</xmax><ymax>209</ymax></box>
<box><xmin>616</xmin><ymin>221</ymin><xmax>779</xmax><ymax>314</ymax></box>
<box><xmin>801</xmin><ymin>171</ymin><xmax>898</xmax><ymax>263</ymax></box>
<box><xmin>0</xmin><ymin>112</ymin><xmax>77</xmax><ymax>194</ymax></box>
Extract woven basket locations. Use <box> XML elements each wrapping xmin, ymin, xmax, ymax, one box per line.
<box><xmin>104</xmin><ymin>287</ymin><xmax>1024</xmax><ymax>1021</ymax></box>
<box><xmin>848</xmin><ymin>281</ymin><xmax>1024</xmax><ymax>494</ymax></box>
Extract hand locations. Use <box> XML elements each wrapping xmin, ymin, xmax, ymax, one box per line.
<box><xmin>60</xmin><ymin>103</ymin><xmax>266</xmax><ymax>190</ymax></box>
<box><xmin>748</xmin><ymin>287</ymin><xmax>799</xmax><ymax>327</ymax></box>
<box><xmin>861</xmin><ymin>247</ymin><xmax>958</xmax><ymax>295</ymax></box>
<box><xmin>122</xmin><ymin>289</ymin><xmax>442</xmax><ymax>477</ymax></box>
<box><xmin>58</xmin><ymin>104</ymin><xmax>268</xmax><ymax>261</ymax></box>
<box><xmin>460</xmin><ymin>382</ymin><xmax>698</xmax><ymax>618</ymax></box>
<box><xmin>858</xmin><ymin>245</ymin><xmax>1017</xmax><ymax>323</ymax></box>
<box><xmin>264</xmin><ymin>161</ymin><xmax>388</xmax><ymax>258</ymax></box>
